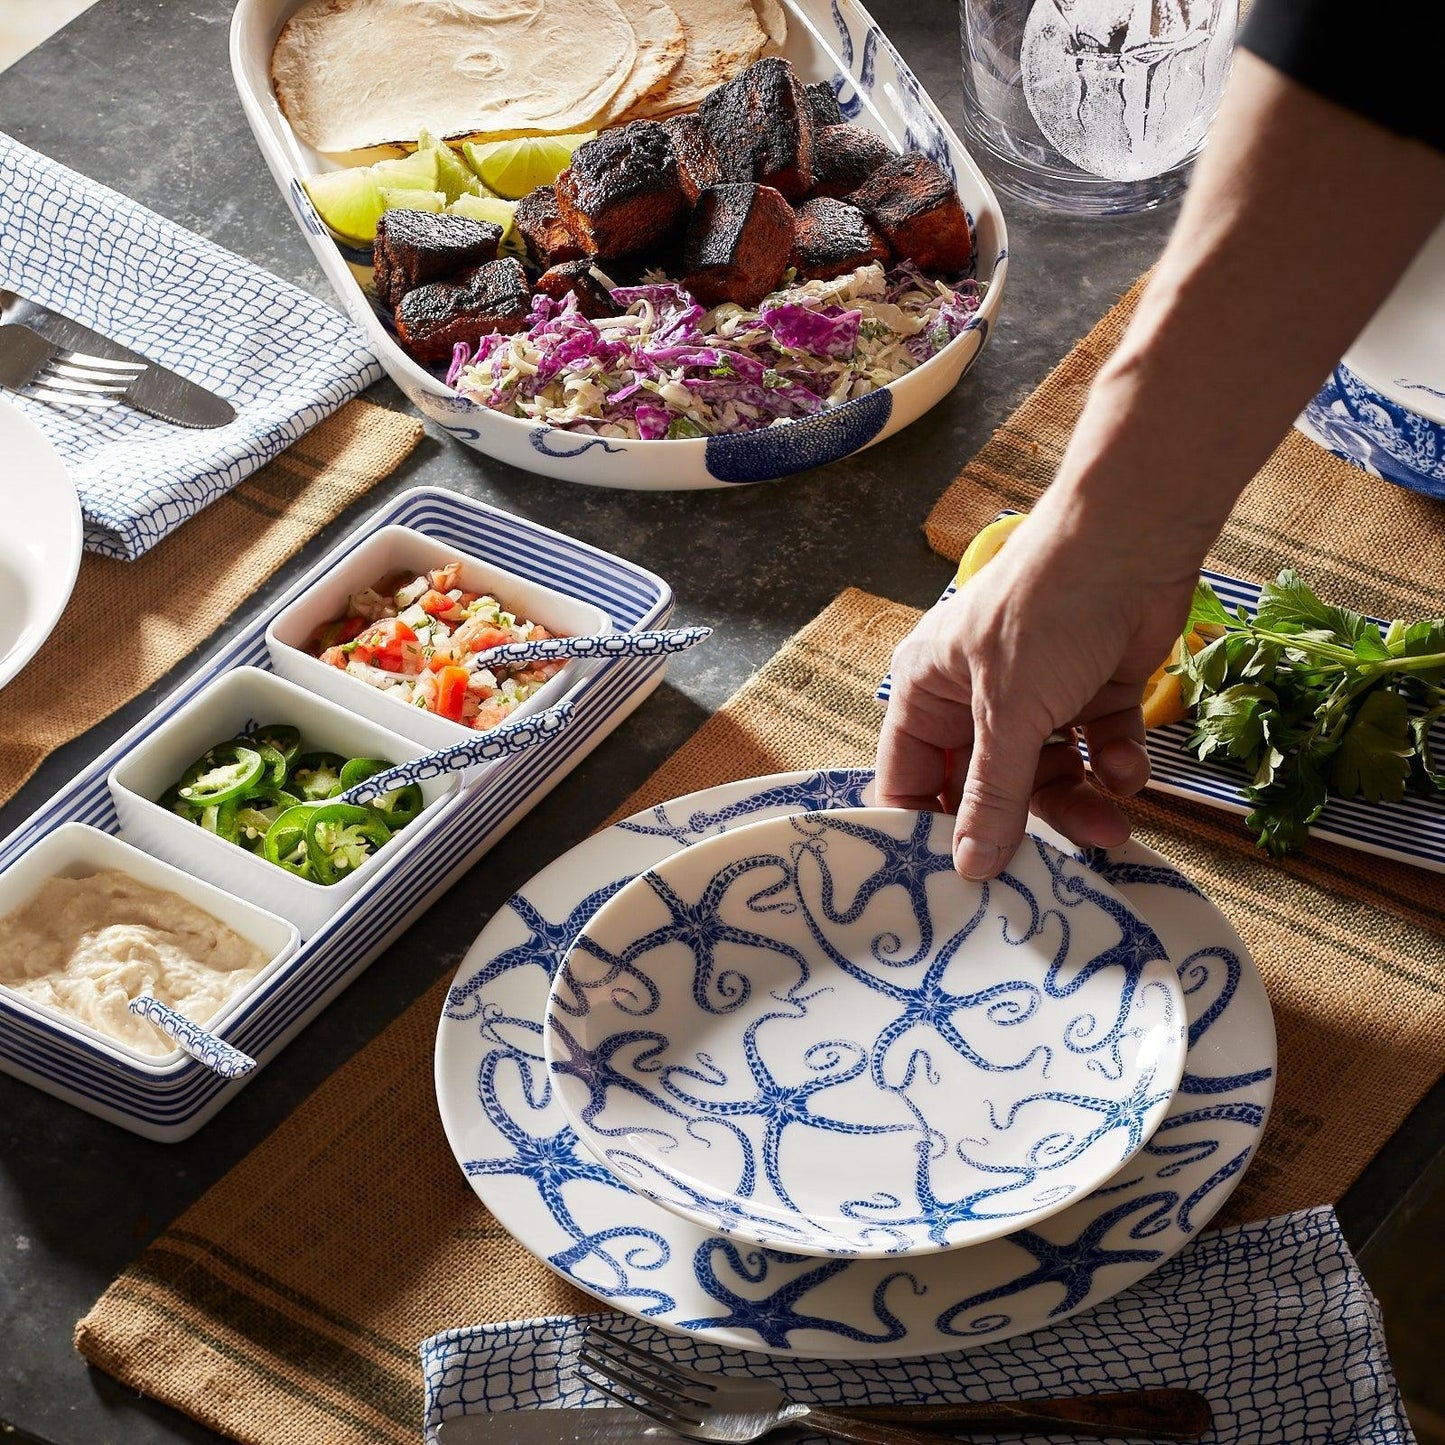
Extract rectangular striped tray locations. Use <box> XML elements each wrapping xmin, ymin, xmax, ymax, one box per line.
<box><xmin>0</xmin><ymin>488</ymin><xmax>674</xmax><ymax>1139</ymax></box>
<box><xmin>879</xmin><ymin>564</ymin><xmax>1445</xmax><ymax>874</ymax></box>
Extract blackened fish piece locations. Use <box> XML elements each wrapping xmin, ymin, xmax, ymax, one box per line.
<box><xmin>683</xmin><ymin>182</ymin><xmax>794</xmax><ymax>309</ymax></box>
<box><xmin>790</xmin><ymin>197</ymin><xmax>888</xmax><ymax>280</ymax></box>
<box><xmin>373</xmin><ymin>208</ymin><xmax>502</xmax><ymax>311</ymax></box>
<box><xmin>700</xmin><ymin>57</ymin><xmax>815</xmax><ymax>200</ymax></box>
<box><xmin>848</xmin><ymin>154</ymin><xmax>972</xmax><ymax>274</ymax></box>
<box><xmin>535</xmin><ymin>259</ymin><xmax>622</xmax><ymax>319</ymax></box>
<box><xmin>803</xmin><ymin>80</ymin><xmax>844</xmax><ymax>129</ymax></box>
<box><xmin>555</xmin><ymin>121</ymin><xmax>687</xmax><ymax>259</ymax></box>
<box><xmin>660</xmin><ymin>113</ymin><xmax>724</xmax><ymax>205</ymax></box>
<box><xmin>809</xmin><ymin>123</ymin><xmax>893</xmax><ymax>199</ymax></box>
<box><xmin>513</xmin><ymin>185</ymin><xmax>586</xmax><ymax>270</ymax></box>
<box><xmin>395</xmin><ymin>257</ymin><xmax>531</xmax><ymax>365</ymax></box>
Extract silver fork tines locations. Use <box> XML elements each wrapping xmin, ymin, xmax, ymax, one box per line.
<box><xmin>0</xmin><ymin>324</ymin><xmax>149</xmax><ymax>410</ymax></box>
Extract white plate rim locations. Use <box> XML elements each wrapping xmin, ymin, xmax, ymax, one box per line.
<box><xmin>435</xmin><ymin>768</ymin><xmax>1277</xmax><ymax>1360</ymax></box>
<box><xmin>0</xmin><ymin>398</ymin><xmax>83</xmax><ymax>692</ymax></box>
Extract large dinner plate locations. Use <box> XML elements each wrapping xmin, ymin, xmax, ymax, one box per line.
<box><xmin>1297</xmin><ymin>219</ymin><xmax>1445</xmax><ymax>499</ymax></box>
<box><xmin>435</xmin><ymin>769</ymin><xmax>1276</xmax><ymax>1360</ymax></box>
<box><xmin>0</xmin><ymin>399</ymin><xmax>83</xmax><ymax>692</ymax></box>
<box><xmin>230</xmin><ymin>0</ymin><xmax>1008</xmax><ymax>490</ymax></box>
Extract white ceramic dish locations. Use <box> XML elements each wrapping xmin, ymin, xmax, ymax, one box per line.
<box><xmin>266</xmin><ymin>523</ymin><xmax>611</xmax><ymax>754</ymax></box>
<box><xmin>0</xmin><ymin>398</ymin><xmax>83</xmax><ymax>691</ymax></box>
<box><xmin>548</xmin><ymin>808</ymin><xmax>1185</xmax><ymax>1258</ymax></box>
<box><xmin>229</xmin><ymin>0</ymin><xmax>1009</xmax><ymax>489</ymax></box>
<box><xmin>436</xmin><ymin>769</ymin><xmax>1276</xmax><ymax>1358</ymax></box>
<box><xmin>0</xmin><ymin>822</ymin><xmax>298</xmax><ymax>1073</ymax></box>
<box><xmin>108</xmin><ymin>666</ymin><xmax>454</xmax><ymax>938</ymax></box>
<box><xmin>1297</xmin><ymin>219</ymin><xmax>1445</xmax><ymax>499</ymax></box>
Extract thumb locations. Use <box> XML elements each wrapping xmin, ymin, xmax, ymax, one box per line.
<box><xmin>953</xmin><ymin>713</ymin><xmax>1054</xmax><ymax>880</ymax></box>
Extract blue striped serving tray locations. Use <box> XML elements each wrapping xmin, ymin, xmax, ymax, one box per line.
<box><xmin>0</xmin><ymin>488</ymin><xmax>674</xmax><ymax>1139</ymax></box>
<box><xmin>879</xmin><ymin>568</ymin><xmax>1445</xmax><ymax>874</ymax></box>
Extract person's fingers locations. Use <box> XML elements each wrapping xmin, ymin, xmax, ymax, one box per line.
<box><xmin>872</xmin><ymin>711</ymin><xmax>954</xmax><ymax>811</ymax></box>
<box><xmin>1031</xmin><ymin>773</ymin><xmax>1133</xmax><ymax>849</ymax></box>
<box><xmin>1081</xmin><ymin>704</ymin><xmax>1151</xmax><ymax>797</ymax></box>
<box><xmin>953</xmin><ymin>706</ymin><xmax>1054</xmax><ymax>880</ymax></box>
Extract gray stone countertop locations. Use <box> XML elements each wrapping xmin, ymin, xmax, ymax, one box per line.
<box><xmin>12</xmin><ymin>2</ymin><xmax>1426</xmax><ymax>1441</ymax></box>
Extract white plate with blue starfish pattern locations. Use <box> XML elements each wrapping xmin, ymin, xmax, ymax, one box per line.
<box><xmin>547</xmin><ymin>808</ymin><xmax>1187</xmax><ymax>1259</ymax></box>
<box><xmin>435</xmin><ymin>770</ymin><xmax>1275</xmax><ymax>1359</ymax></box>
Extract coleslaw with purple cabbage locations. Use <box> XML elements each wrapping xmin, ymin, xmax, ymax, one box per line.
<box><xmin>445</xmin><ymin>262</ymin><xmax>983</xmax><ymax>440</ymax></box>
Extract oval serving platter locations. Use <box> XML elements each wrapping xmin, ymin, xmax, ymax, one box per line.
<box><xmin>435</xmin><ymin>769</ymin><xmax>1276</xmax><ymax>1360</ymax></box>
<box><xmin>230</xmin><ymin>0</ymin><xmax>1008</xmax><ymax>489</ymax></box>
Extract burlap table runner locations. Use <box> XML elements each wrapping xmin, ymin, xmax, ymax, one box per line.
<box><xmin>0</xmin><ymin>399</ymin><xmax>425</xmax><ymax>806</ymax></box>
<box><xmin>74</xmin><ymin>284</ymin><xmax>1445</xmax><ymax>1445</ymax></box>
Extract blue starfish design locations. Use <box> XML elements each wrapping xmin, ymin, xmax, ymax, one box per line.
<box><xmin>615</xmin><ymin>771</ymin><xmax>871</xmax><ymax>845</ymax></box>
<box><xmin>1176</xmin><ymin>945</ymin><xmax>1240</xmax><ymax>1047</ymax></box>
<box><xmin>934</xmin><ymin>1192</ymin><xmax>1173</xmax><ymax>1335</ymax></box>
<box><xmin>680</xmin><ymin>1238</ymin><xmax>917</xmax><ymax>1347</ymax></box>
<box><xmin>1073</xmin><ymin>846</ymin><xmax>1205</xmax><ymax>897</ymax></box>
<box><xmin>660</xmin><ymin>1006</ymin><xmax>924</xmax><ymax>1210</ymax></box>
<box><xmin>445</xmin><ymin>878</ymin><xmax>631</xmax><ymax>1021</ymax></box>
<box><xmin>545</xmin><ymin>1014</ymin><xmax>687</xmax><ymax>1141</ymax></box>
<box><xmin>562</xmin><ymin>854</ymin><xmax>806</xmax><ymax>1020</ymax></box>
<box><xmin>790</xmin><ymin>811</ymin><xmax>958</xmax><ymax>967</ymax></box>
<box><xmin>461</xmin><ymin>1051</ymin><xmax>674</xmax><ymax>1311</ymax></box>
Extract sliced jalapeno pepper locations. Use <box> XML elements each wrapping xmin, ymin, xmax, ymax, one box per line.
<box><xmin>177</xmin><ymin>743</ymin><xmax>265</xmax><ymax>805</ymax></box>
<box><xmin>236</xmin><ymin>805</ymin><xmax>281</xmax><ymax>851</ymax></box>
<box><xmin>367</xmin><ymin>782</ymin><xmax>424</xmax><ymax>830</ymax></box>
<box><xmin>302</xmin><ymin>803</ymin><xmax>393</xmax><ymax>885</ymax></box>
<box><xmin>291</xmin><ymin>751</ymin><xmax>348</xmax><ymax>801</ymax></box>
<box><xmin>263</xmin><ymin>803</ymin><xmax>321</xmax><ymax>877</ymax></box>
<box><xmin>158</xmin><ymin>785</ymin><xmax>200</xmax><ymax>819</ymax></box>
<box><xmin>338</xmin><ymin>757</ymin><xmax>390</xmax><ymax>790</ymax></box>
<box><xmin>247</xmin><ymin>724</ymin><xmax>302</xmax><ymax>767</ymax></box>
<box><xmin>234</xmin><ymin>736</ymin><xmax>289</xmax><ymax>789</ymax></box>
<box><xmin>196</xmin><ymin>797</ymin><xmax>241</xmax><ymax>842</ymax></box>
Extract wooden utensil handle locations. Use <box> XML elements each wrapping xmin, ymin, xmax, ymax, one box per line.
<box><xmin>854</xmin><ymin>1388</ymin><xmax>1213</xmax><ymax>1439</ymax></box>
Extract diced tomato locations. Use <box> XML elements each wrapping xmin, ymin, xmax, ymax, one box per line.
<box><xmin>319</xmin><ymin>646</ymin><xmax>349</xmax><ymax>668</ymax></box>
<box><xmin>461</xmin><ymin>624</ymin><xmax>511</xmax><ymax>655</ymax></box>
<box><xmin>417</xmin><ymin>590</ymin><xmax>456</xmax><ymax>618</ymax></box>
<box><xmin>351</xmin><ymin>617</ymin><xmax>418</xmax><ymax>667</ymax></box>
<box><xmin>430</xmin><ymin>563</ymin><xmax>462</xmax><ymax>592</ymax></box>
<box><xmin>527</xmin><ymin>623</ymin><xmax>553</xmax><ymax>641</ymax></box>
<box><xmin>434</xmin><ymin>665</ymin><xmax>471</xmax><ymax>722</ymax></box>
<box><xmin>473</xmin><ymin>700</ymin><xmax>515</xmax><ymax>729</ymax></box>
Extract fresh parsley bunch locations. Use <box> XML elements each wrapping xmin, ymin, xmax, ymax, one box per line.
<box><xmin>1174</xmin><ymin>570</ymin><xmax>1445</xmax><ymax>855</ymax></box>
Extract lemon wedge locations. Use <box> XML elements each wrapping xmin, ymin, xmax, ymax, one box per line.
<box><xmin>446</xmin><ymin>193</ymin><xmax>517</xmax><ymax>240</ymax></box>
<box><xmin>954</xmin><ymin>512</ymin><xmax>1027</xmax><ymax>587</ymax></box>
<box><xmin>303</xmin><ymin>167</ymin><xmax>386</xmax><ymax>245</ymax></box>
<box><xmin>462</xmin><ymin>133</ymin><xmax>594</xmax><ymax>199</ymax></box>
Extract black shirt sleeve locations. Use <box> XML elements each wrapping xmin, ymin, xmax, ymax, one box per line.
<box><xmin>1239</xmin><ymin>0</ymin><xmax>1445</xmax><ymax>153</ymax></box>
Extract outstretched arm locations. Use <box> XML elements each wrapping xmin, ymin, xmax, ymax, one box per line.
<box><xmin>874</xmin><ymin>48</ymin><xmax>1445</xmax><ymax>879</ymax></box>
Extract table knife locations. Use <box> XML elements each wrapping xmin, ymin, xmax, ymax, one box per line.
<box><xmin>433</xmin><ymin>1389</ymin><xmax>1213</xmax><ymax>1443</ymax></box>
<box><xmin>0</xmin><ymin>289</ymin><xmax>235</xmax><ymax>428</ymax></box>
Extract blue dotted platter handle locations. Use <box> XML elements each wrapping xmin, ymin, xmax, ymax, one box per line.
<box><xmin>128</xmin><ymin>996</ymin><xmax>257</xmax><ymax>1079</ymax></box>
<box><xmin>469</xmin><ymin>626</ymin><xmax>712</xmax><ymax>671</ymax></box>
<box><xmin>341</xmin><ymin>700</ymin><xmax>577</xmax><ymax>805</ymax></box>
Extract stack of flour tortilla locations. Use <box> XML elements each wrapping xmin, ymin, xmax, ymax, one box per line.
<box><xmin>272</xmin><ymin>0</ymin><xmax>790</xmax><ymax>153</ymax></box>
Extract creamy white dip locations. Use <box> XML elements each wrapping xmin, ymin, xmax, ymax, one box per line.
<box><xmin>0</xmin><ymin>870</ymin><xmax>269</xmax><ymax>1057</ymax></box>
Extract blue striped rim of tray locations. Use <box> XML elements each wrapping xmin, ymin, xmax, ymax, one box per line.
<box><xmin>878</xmin><ymin>557</ymin><xmax>1445</xmax><ymax>875</ymax></box>
<box><xmin>0</xmin><ymin>487</ymin><xmax>675</xmax><ymax>1138</ymax></box>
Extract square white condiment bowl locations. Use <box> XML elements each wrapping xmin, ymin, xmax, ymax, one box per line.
<box><xmin>107</xmin><ymin>667</ymin><xmax>455</xmax><ymax>939</ymax></box>
<box><xmin>0</xmin><ymin>821</ymin><xmax>299</xmax><ymax>1074</ymax></box>
<box><xmin>265</xmin><ymin>524</ymin><xmax>612</xmax><ymax>754</ymax></box>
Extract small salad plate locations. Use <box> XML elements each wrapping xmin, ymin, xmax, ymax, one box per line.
<box><xmin>230</xmin><ymin>0</ymin><xmax>1008</xmax><ymax>489</ymax></box>
<box><xmin>1298</xmin><ymin>219</ymin><xmax>1445</xmax><ymax>500</ymax></box>
<box><xmin>0</xmin><ymin>398</ymin><xmax>83</xmax><ymax>692</ymax></box>
<box><xmin>436</xmin><ymin>769</ymin><xmax>1275</xmax><ymax>1359</ymax></box>
<box><xmin>547</xmin><ymin>808</ymin><xmax>1186</xmax><ymax>1258</ymax></box>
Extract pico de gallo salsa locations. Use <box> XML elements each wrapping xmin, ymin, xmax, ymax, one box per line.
<box><xmin>307</xmin><ymin>563</ymin><xmax>567</xmax><ymax>730</ymax></box>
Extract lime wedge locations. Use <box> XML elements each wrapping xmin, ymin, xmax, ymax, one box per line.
<box><xmin>446</xmin><ymin>193</ymin><xmax>517</xmax><ymax>242</ymax></box>
<box><xmin>372</xmin><ymin>150</ymin><xmax>440</xmax><ymax>191</ymax></box>
<box><xmin>381</xmin><ymin>188</ymin><xmax>445</xmax><ymax>214</ymax></box>
<box><xmin>462</xmin><ymin>133</ymin><xmax>594</xmax><ymax>200</ymax></box>
<box><xmin>417</xmin><ymin>127</ymin><xmax>483</xmax><ymax>203</ymax></box>
<box><xmin>304</xmin><ymin>167</ymin><xmax>385</xmax><ymax>245</ymax></box>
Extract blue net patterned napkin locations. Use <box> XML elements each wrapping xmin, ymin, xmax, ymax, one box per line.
<box><xmin>0</xmin><ymin>132</ymin><xmax>381</xmax><ymax>559</ymax></box>
<box><xmin>420</xmin><ymin>1207</ymin><xmax>1413</xmax><ymax>1444</ymax></box>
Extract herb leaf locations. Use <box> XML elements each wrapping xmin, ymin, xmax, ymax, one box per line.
<box><xmin>1328</xmin><ymin>689</ymin><xmax>1413</xmax><ymax>802</ymax></box>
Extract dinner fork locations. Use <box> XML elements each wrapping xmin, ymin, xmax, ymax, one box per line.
<box><xmin>0</xmin><ymin>322</ymin><xmax>145</xmax><ymax>409</ymax></box>
<box><xmin>578</xmin><ymin>1329</ymin><xmax>1214</xmax><ymax>1443</ymax></box>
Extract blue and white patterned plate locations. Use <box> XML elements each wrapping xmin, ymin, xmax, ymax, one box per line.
<box><xmin>231</xmin><ymin>0</ymin><xmax>1008</xmax><ymax>489</ymax></box>
<box><xmin>547</xmin><ymin>809</ymin><xmax>1186</xmax><ymax>1258</ymax></box>
<box><xmin>435</xmin><ymin>770</ymin><xmax>1275</xmax><ymax>1359</ymax></box>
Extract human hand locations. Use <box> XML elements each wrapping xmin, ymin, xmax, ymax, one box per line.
<box><xmin>873</xmin><ymin>513</ymin><xmax>1196</xmax><ymax>879</ymax></box>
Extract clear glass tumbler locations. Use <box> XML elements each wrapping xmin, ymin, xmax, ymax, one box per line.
<box><xmin>958</xmin><ymin>0</ymin><xmax>1238</xmax><ymax>215</ymax></box>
